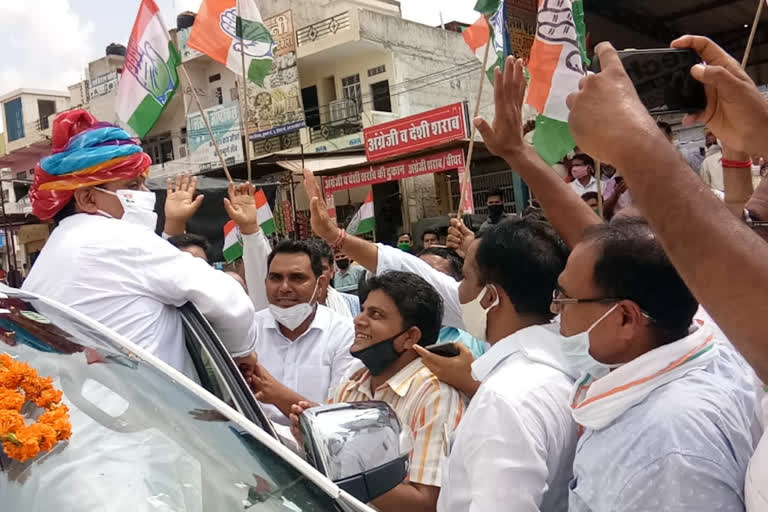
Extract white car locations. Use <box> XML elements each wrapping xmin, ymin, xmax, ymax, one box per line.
<box><xmin>0</xmin><ymin>286</ymin><xmax>407</xmax><ymax>511</ymax></box>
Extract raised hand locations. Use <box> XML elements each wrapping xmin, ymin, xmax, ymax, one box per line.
<box><xmin>566</xmin><ymin>43</ymin><xmax>660</xmax><ymax>167</ymax></box>
<box><xmin>671</xmin><ymin>35</ymin><xmax>768</xmax><ymax>157</ymax></box>
<box><xmin>472</xmin><ymin>57</ymin><xmax>528</xmax><ymax>161</ymax></box>
<box><xmin>446</xmin><ymin>218</ymin><xmax>475</xmax><ymax>258</ymax></box>
<box><xmin>224</xmin><ymin>182</ymin><xmax>260</xmax><ymax>235</ymax></box>
<box><xmin>164</xmin><ymin>172</ymin><xmax>204</xmax><ymax>235</ymax></box>
<box><xmin>303</xmin><ymin>168</ymin><xmax>340</xmax><ymax>242</ymax></box>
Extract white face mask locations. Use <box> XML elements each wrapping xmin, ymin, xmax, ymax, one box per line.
<box><xmin>560</xmin><ymin>304</ymin><xmax>621</xmax><ymax>379</ymax></box>
<box><xmin>269</xmin><ymin>281</ymin><xmax>319</xmax><ymax>331</ymax></box>
<box><xmin>752</xmin><ymin>164</ymin><xmax>762</xmax><ymax>176</ymax></box>
<box><xmin>460</xmin><ymin>285</ymin><xmax>500</xmax><ymax>342</ymax></box>
<box><xmin>97</xmin><ymin>188</ymin><xmax>158</xmax><ymax>231</ymax></box>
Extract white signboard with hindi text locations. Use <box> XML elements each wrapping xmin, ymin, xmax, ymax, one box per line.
<box><xmin>186</xmin><ymin>102</ymin><xmax>244</xmax><ymax>168</ymax></box>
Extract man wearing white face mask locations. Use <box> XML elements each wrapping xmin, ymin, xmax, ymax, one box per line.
<box><xmin>555</xmin><ymin>218</ymin><xmax>759</xmax><ymax>511</ymax></box>
<box><xmin>22</xmin><ymin>110</ymin><xmax>259</xmax><ymax>378</ymax></box>
<box><xmin>302</xmin><ymin>165</ymin><xmax>578</xmax><ymax>511</ymax></box>
<box><xmin>245</xmin><ymin>239</ymin><xmax>356</xmax><ymax>424</ymax></box>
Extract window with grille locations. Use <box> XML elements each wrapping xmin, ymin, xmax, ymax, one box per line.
<box><xmin>341</xmin><ymin>74</ymin><xmax>362</xmax><ymax>113</ymax></box>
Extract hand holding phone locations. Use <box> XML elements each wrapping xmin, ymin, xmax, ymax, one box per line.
<box><xmin>424</xmin><ymin>342</ymin><xmax>460</xmax><ymax>358</ymax></box>
<box><xmin>593</xmin><ymin>48</ymin><xmax>706</xmax><ymax>115</ymax></box>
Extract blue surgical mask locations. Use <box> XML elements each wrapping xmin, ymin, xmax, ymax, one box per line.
<box><xmin>560</xmin><ymin>304</ymin><xmax>622</xmax><ymax>379</ymax></box>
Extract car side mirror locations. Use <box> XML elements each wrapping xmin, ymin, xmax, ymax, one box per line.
<box><xmin>299</xmin><ymin>401</ymin><xmax>409</xmax><ymax>503</ymax></box>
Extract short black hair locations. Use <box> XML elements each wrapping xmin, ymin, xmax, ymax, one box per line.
<box><xmin>422</xmin><ymin>229</ymin><xmax>439</xmax><ymax>242</ymax></box>
<box><xmin>267</xmin><ymin>240</ymin><xmax>323</xmax><ymax>277</ymax></box>
<box><xmin>583</xmin><ymin>218</ymin><xmax>698</xmax><ymax>343</ymax></box>
<box><xmin>307</xmin><ymin>238</ymin><xmax>334</xmax><ymax>267</ymax></box>
<box><xmin>488</xmin><ymin>188</ymin><xmax>504</xmax><ymax>200</ymax></box>
<box><xmin>418</xmin><ymin>246</ymin><xmax>464</xmax><ymax>280</ymax></box>
<box><xmin>571</xmin><ymin>153</ymin><xmax>595</xmax><ymax>168</ymax></box>
<box><xmin>476</xmin><ymin>217</ymin><xmax>569</xmax><ymax>319</ymax></box>
<box><xmin>581</xmin><ymin>192</ymin><xmax>599</xmax><ymax>202</ymax></box>
<box><xmin>657</xmin><ymin>121</ymin><xmax>673</xmax><ymax>136</ymax></box>
<box><xmin>53</xmin><ymin>200</ymin><xmax>77</xmax><ymax>226</ymax></box>
<box><xmin>398</xmin><ymin>232</ymin><xmax>412</xmax><ymax>239</ymax></box>
<box><xmin>365</xmin><ymin>271</ymin><xmax>444</xmax><ymax>347</ymax></box>
<box><xmin>168</xmin><ymin>233</ymin><xmax>210</xmax><ymax>253</ymax></box>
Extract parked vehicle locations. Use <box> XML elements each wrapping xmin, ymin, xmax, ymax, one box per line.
<box><xmin>0</xmin><ymin>285</ymin><xmax>405</xmax><ymax>511</ymax></box>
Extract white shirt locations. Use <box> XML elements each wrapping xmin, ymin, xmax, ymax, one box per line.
<box><xmin>701</xmin><ymin>150</ymin><xmax>724</xmax><ymax>192</ymax></box>
<box><xmin>747</xmin><ymin>431</ymin><xmax>768</xmax><ymax>511</ymax></box>
<box><xmin>438</xmin><ymin>324</ymin><xmax>577</xmax><ymax>512</ymax></box>
<box><xmin>376</xmin><ymin>244</ymin><xmax>464</xmax><ymax>330</ymax></box>
<box><xmin>22</xmin><ymin>214</ymin><xmax>257</xmax><ymax>374</ymax></box>
<box><xmin>569</xmin><ymin>176</ymin><xmax>598</xmax><ymax>196</ymax></box>
<box><xmin>253</xmin><ymin>304</ymin><xmax>355</xmax><ymax>423</ymax></box>
<box><xmin>242</xmin><ymin>231</ymin><xmax>271</xmax><ymax>312</ymax></box>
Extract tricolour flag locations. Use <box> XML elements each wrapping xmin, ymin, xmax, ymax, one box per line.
<box><xmin>255</xmin><ymin>188</ymin><xmax>275</xmax><ymax>235</ymax></box>
<box><xmin>347</xmin><ymin>191</ymin><xmax>375</xmax><ymax>235</ymax></box>
<box><xmin>116</xmin><ymin>0</ymin><xmax>181</xmax><ymax>137</ymax></box>
<box><xmin>223</xmin><ymin>220</ymin><xmax>243</xmax><ymax>262</ymax></box>
<box><xmin>526</xmin><ymin>0</ymin><xmax>589</xmax><ymax>164</ymax></box>
<box><xmin>463</xmin><ymin>0</ymin><xmax>507</xmax><ymax>83</ymax></box>
<box><xmin>188</xmin><ymin>0</ymin><xmax>275</xmax><ymax>86</ymax></box>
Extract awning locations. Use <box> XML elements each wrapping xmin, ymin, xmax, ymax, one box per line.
<box><xmin>275</xmin><ymin>154</ymin><xmax>368</xmax><ymax>175</ymax></box>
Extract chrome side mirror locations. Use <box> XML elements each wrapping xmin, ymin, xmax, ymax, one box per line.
<box><xmin>299</xmin><ymin>401</ymin><xmax>409</xmax><ymax>503</ymax></box>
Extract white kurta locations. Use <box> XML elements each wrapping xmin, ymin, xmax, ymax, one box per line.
<box><xmin>438</xmin><ymin>325</ymin><xmax>577</xmax><ymax>512</ymax></box>
<box><xmin>241</xmin><ymin>231</ymin><xmax>271</xmax><ymax>312</ymax></box>
<box><xmin>22</xmin><ymin>214</ymin><xmax>257</xmax><ymax>374</ymax></box>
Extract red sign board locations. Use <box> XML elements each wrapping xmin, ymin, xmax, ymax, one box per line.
<box><xmin>363</xmin><ymin>103</ymin><xmax>469</xmax><ymax>162</ymax></box>
<box><xmin>323</xmin><ymin>149</ymin><xmax>465</xmax><ymax>193</ymax></box>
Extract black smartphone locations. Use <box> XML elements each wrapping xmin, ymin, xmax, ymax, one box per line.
<box><xmin>614</xmin><ymin>176</ymin><xmax>624</xmax><ymax>184</ymax></box>
<box><xmin>593</xmin><ymin>48</ymin><xmax>707</xmax><ymax>114</ymax></box>
<box><xmin>424</xmin><ymin>342</ymin><xmax>460</xmax><ymax>358</ymax></box>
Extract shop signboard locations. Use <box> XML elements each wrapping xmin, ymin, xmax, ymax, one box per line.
<box><xmin>323</xmin><ymin>148</ymin><xmax>465</xmax><ymax>193</ymax></box>
<box><xmin>363</xmin><ymin>102</ymin><xmax>469</xmax><ymax>163</ymax></box>
<box><xmin>88</xmin><ymin>71</ymin><xmax>118</xmax><ymax>99</ymax></box>
<box><xmin>247</xmin><ymin>10</ymin><xmax>306</xmax><ymax>141</ymax></box>
<box><xmin>186</xmin><ymin>102</ymin><xmax>244</xmax><ymax>166</ymax></box>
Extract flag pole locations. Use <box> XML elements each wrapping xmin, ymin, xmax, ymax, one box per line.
<box><xmin>457</xmin><ymin>23</ymin><xmax>491</xmax><ymax>220</ymax></box>
<box><xmin>237</xmin><ymin>0</ymin><xmax>254</xmax><ymax>183</ymax></box>
<box><xmin>596</xmin><ymin>159</ymin><xmax>604</xmax><ymax>218</ymax></box>
<box><xmin>178</xmin><ymin>63</ymin><xmax>234</xmax><ymax>183</ymax></box>
<box><xmin>742</xmin><ymin>0</ymin><xmax>765</xmax><ymax>68</ymax></box>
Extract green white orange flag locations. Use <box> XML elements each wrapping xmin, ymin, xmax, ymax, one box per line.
<box><xmin>116</xmin><ymin>0</ymin><xmax>181</xmax><ymax>137</ymax></box>
<box><xmin>222</xmin><ymin>220</ymin><xmax>243</xmax><ymax>262</ymax></box>
<box><xmin>526</xmin><ymin>0</ymin><xmax>589</xmax><ymax>164</ymax></box>
<box><xmin>347</xmin><ymin>191</ymin><xmax>375</xmax><ymax>236</ymax></box>
<box><xmin>254</xmin><ymin>188</ymin><xmax>275</xmax><ymax>236</ymax></box>
<box><xmin>188</xmin><ymin>0</ymin><xmax>275</xmax><ymax>86</ymax></box>
<box><xmin>463</xmin><ymin>0</ymin><xmax>507</xmax><ymax>83</ymax></box>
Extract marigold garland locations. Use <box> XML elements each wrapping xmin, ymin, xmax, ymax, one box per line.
<box><xmin>0</xmin><ymin>353</ymin><xmax>71</xmax><ymax>462</ymax></box>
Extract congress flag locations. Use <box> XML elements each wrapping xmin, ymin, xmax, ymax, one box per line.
<box><xmin>463</xmin><ymin>0</ymin><xmax>508</xmax><ymax>83</ymax></box>
<box><xmin>116</xmin><ymin>0</ymin><xmax>181</xmax><ymax>137</ymax></box>
<box><xmin>254</xmin><ymin>188</ymin><xmax>275</xmax><ymax>236</ymax></box>
<box><xmin>223</xmin><ymin>220</ymin><xmax>243</xmax><ymax>262</ymax></box>
<box><xmin>188</xmin><ymin>0</ymin><xmax>275</xmax><ymax>86</ymax></box>
<box><xmin>526</xmin><ymin>0</ymin><xmax>589</xmax><ymax>164</ymax></box>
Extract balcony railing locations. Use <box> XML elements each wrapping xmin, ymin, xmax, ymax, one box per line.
<box><xmin>306</xmin><ymin>98</ymin><xmax>363</xmax><ymax>144</ymax></box>
<box><xmin>296</xmin><ymin>11</ymin><xmax>351</xmax><ymax>46</ymax></box>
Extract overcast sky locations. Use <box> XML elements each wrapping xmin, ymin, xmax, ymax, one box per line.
<box><xmin>0</xmin><ymin>0</ymin><xmax>478</xmax><ymax>132</ymax></box>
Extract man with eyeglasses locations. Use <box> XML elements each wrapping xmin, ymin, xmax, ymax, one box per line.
<box><xmin>552</xmin><ymin>217</ymin><xmax>758</xmax><ymax>511</ymax></box>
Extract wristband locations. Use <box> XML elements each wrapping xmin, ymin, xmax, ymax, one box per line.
<box><xmin>721</xmin><ymin>159</ymin><xmax>751</xmax><ymax>168</ymax></box>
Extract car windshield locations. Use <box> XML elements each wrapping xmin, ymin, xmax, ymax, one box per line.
<box><xmin>0</xmin><ymin>294</ymin><xmax>338</xmax><ymax>511</ymax></box>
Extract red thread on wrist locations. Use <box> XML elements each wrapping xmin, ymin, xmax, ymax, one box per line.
<box><xmin>721</xmin><ymin>159</ymin><xmax>751</xmax><ymax>168</ymax></box>
<box><xmin>331</xmin><ymin>229</ymin><xmax>347</xmax><ymax>251</ymax></box>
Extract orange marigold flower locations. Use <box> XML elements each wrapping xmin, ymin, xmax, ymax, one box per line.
<box><xmin>2</xmin><ymin>429</ymin><xmax>41</xmax><ymax>462</ymax></box>
<box><xmin>0</xmin><ymin>367</ymin><xmax>22</xmax><ymax>389</ymax></box>
<box><xmin>0</xmin><ymin>410</ymin><xmax>24</xmax><ymax>434</ymax></box>
<box><xmin>0</xmin><ymin>387</ymin><xmax>24</xmax><ymax>411</ymax></box>
<box><xmin>24</xmin><ymin>423</ymin><xmax>57</xmax><ymax>452</ymax></box>
<box><xmin>35</xmin><ymin>387</ymin><xmax>62</xmax><ymax>408</ymax></box>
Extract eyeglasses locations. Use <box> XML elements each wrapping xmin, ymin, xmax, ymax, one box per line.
<box><xmin>550</xmin><ymin>287</ymin><xmax>622</xmax><ymax>314</ymax></box>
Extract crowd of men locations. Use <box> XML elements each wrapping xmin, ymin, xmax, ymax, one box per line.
<box><xmin>20</xmin><ymin>35</ymin><xmax>768</xmax><ymax>511</ymax></box>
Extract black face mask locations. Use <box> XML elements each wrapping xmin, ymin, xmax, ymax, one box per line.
<box><xmin>336</xmin><ymin>259</ymin><xmax>350</xmax><ymax>270</ymax></box>
<box><xmin>488</xmin><ymin>204</ymin><xmax>504</xmax><ymax>220</ymax></box>
<box><xmin>350</xmin><ymin>330</ymin><xmax>408</xmax><ymax>376</ymax></box>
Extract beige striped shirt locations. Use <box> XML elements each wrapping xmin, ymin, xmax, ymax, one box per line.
<box><xmin>328</xmin><ymin>358</ymin><xmax>466</xmax><ymax>487</ymax></box>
